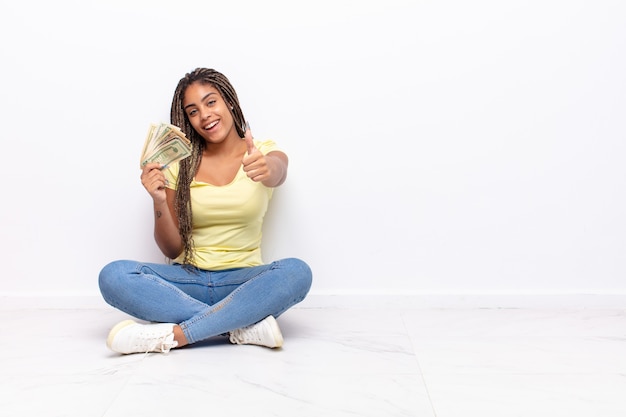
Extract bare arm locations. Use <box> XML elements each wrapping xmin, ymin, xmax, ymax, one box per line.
<box><xmin>261</xmin><ymin>151</ymin><xmax>288</xmax><ymax>187</ymax></box>
<box><xmin>241</xmin><ymin>127</ymin><xmax>289</xmax><ymax>187</ymax></box>
<box><xmin>153</xmin><ymin>188</ymin><xmax>183</xmax><ymax>259</ymax></box>
<box><xmin>141</xmin><ymin>163</ymin><xmax>183</xmax><ymax>259</ymax></box>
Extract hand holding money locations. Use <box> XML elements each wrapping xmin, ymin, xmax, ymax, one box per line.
<box><xmin>140</xmin><ymin>123</ymin><xmax>191</xmax><ymax>168</ymax></box>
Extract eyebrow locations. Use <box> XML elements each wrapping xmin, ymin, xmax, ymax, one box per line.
<box><xmin>183</xmin><ymin>92</ymin><xmax>216</xmax><ymax>110</ymax></box>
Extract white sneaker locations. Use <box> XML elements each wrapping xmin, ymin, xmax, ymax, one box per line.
<box><xmin>106</xmin><ymin>320</ymin><xmax>178</xmax><ymax>354</ymax></box>
<box><xmin>229</xmin><ymin>316</ymin><xmax>283</xmax><ymax>348</ymax></box>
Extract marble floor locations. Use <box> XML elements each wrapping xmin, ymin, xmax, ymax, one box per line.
<box><xmin>1</xmin><ymin>305</ymin><xmax>625</xmax><ymax>416</ymax></box>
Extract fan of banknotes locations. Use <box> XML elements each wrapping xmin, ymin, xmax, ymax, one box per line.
<box><xmin>140</xmin><ymin>123</ymin><xmax>192</xmax><ymax>168</ymax></box>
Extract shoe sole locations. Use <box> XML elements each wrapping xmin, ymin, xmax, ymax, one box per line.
<box><xmin>106</xmin><ymin>319</ymin><xmax>137</xmax><ymax>350</ymax></box>
<box><xmin>266</xmin><ymin>316</ymin><xmax>284</xmax><ymax>348</ymax></box>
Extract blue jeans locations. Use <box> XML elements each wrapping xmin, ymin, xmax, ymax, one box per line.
<box><xmin>98</xmin><ymin>258</ymin><xmax>312</xmax><ymax>344</ymax></box>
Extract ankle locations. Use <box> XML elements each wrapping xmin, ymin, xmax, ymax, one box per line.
<box><xmin>173</xmin><ymin>325</ymin><xmax>188</xmax><ymax>347</ymax></box>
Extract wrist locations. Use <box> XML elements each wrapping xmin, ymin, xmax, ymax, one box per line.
<box><xmin>153</xmin><ymin>200</ymin><xmax>169</xmax><ymax>215</ymax></box>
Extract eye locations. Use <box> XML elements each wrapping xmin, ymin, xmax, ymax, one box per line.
<box><xmin>187</xmin><ymin>109</ymin><xmax>197</xmax><ymax>117</ymax></box>
<box><xmin>207</xmin><ymin>99</ymin><xmax>216</xmax><ymax>106</ymax></box>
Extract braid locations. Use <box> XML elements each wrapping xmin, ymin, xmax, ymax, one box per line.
<box><xmin>169</xmin><ymin>68</ymin><xmax>247</xmax><ymax>267</ymax></box>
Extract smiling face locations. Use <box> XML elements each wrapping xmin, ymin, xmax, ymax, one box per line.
<box><xmin>182</xmin><ymin>81</ymin><xmax>237</xmax><ymax>145</ymax></box>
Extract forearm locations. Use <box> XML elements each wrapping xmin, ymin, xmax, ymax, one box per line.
<box><xmin>153</xmin><ymin>200</ymin><xmax>183</xmax><ymax>259</ymax></box>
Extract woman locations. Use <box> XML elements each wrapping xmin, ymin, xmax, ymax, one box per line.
<box><xmin>99</xmin><ymin>68</ymin><xmax>312</xmax><ymax>354</ymax></box>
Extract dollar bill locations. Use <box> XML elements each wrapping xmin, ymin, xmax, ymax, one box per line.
<box><xmin>140</xmin><ymin>123</ymin><xmax>191</xmax><ymax>168</ymax></box>
<box><xmin>142</xmin><ymin>139</ymin><xmax>191</xmax><ymax>167</ymax></box>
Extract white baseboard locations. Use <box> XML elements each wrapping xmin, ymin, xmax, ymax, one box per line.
<box><xmin>299</xmin><ymin>292</ymin><xmax>626</xmax><ymax>309</ymax></box>
<box><xmin>1</xmin><ymin>291</ymin><xmax>625</xmax><ymax>310</ymax></box>
<box><xmin>0</xmin><ymin>292</ymin><xmax>110</xmax><ymax>310</ymax></box>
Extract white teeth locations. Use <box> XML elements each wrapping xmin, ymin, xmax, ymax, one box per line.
<box><xmin>205</xmin><ymin>121</ymin><xmax>218</xmax><ymax>130</ymax></box>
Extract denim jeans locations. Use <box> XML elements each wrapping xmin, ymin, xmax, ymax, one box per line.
<box><xmin>98</xmin><ymin>258</ymin><xmax>312</xmax><ymax>344</ymax></box>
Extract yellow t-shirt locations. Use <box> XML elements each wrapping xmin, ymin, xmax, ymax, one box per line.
<box><xmin>163</xmin><ymin>139</ymin><xmax>279</xmax><ymax>270</ymax></box>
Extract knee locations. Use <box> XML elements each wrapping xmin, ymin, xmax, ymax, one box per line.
<box><xmin>281</xmin><ymin>258</ymin><xmax>313</xmax><ymax>293</ymax></box>
<box><xmin>98</xmin><ymin>261</ymin><xmax>117</xmax><ymax>298</ymax></box>
<box><xmin>98</xmin><ymin>260</ymin><xmax>132</xmax><ymax>299</ymax></box>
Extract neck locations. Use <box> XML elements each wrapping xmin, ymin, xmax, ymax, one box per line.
<box><xmin>203</xmin><ymin>135</ymin><xmax>246</xmax><ymax>158</ymax></box>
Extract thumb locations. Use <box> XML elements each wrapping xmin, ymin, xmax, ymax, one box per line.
<box><xmin>244</xmin><ymin>122</ymin><xmax>257</xmax><ymax>155</ymax></box>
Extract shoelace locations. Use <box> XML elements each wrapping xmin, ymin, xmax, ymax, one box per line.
<box><xmin>231</xmin><ymin>325</ymin><xmax>261</xmax><ymax>344</ymax></box>
<box><xmin>143</xmin><ymin>334</ymin><xmax>178</xmax><ymax>356</ymax></box>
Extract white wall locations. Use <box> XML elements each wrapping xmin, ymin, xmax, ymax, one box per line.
<box><xmin>1</xmin><ymin>0</ymin><xmax>625</xmax><ymax>303</ymax></box>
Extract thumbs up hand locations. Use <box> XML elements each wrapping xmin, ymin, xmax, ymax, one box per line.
<box><xmin>244</xmin><ymin>122</ymin><xmax>258</xmax><ymax>155</ymax></box>
<box><xmin>242</xmin><ymin>123</ymin><xmax>269</xmax><ymax>182</ymax></box>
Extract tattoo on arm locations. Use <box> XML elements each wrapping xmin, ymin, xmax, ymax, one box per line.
<box><xmin>156</xmin><ymin>210</ymin><xmax>162</xmax><ymax>218</ymax></box>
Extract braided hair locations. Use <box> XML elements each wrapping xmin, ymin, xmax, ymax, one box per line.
<box><xmin>170</xmin><ymin>68</ymin><xmax>247</xmax><ymax>266</ymax></box>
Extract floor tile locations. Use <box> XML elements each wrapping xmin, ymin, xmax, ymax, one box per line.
<box><xmin>1</xmin><ymin>306</ymin><xmax>625</xmax><ymax>417</ymax></box>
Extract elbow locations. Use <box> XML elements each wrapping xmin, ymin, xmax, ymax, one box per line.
<box><xmin>155</xmin><ymin>236</ymin><xmax>183</xmax><ymax>260</ymax></box>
